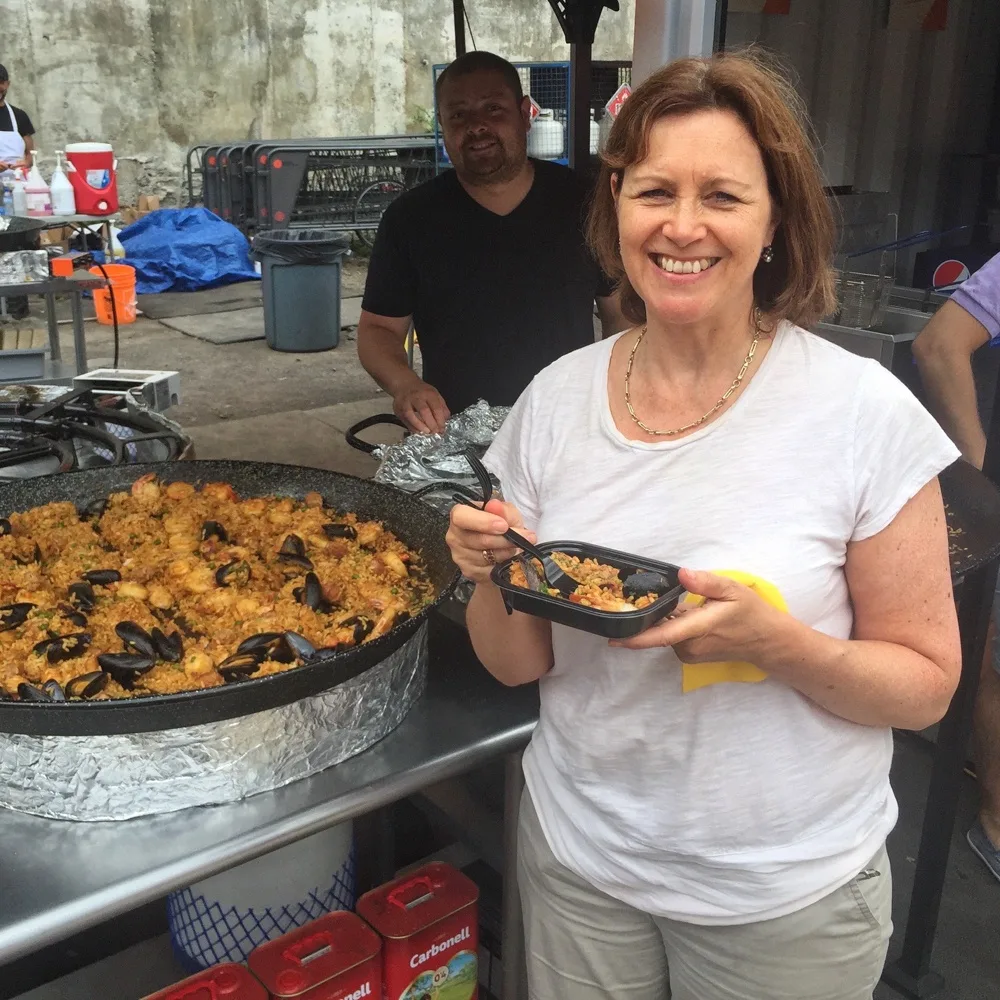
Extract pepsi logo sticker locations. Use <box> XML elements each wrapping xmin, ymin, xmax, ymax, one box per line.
<box><xmin>932</xmin><ymin>259</ymin><xmax>970</xmax><ymax>288</ymax></box>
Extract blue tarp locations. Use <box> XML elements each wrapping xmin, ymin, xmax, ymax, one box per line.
<box><xmin>119</xmin><ymin>207</ymin><xmax>259</xmax><ymax>295</ymax></box>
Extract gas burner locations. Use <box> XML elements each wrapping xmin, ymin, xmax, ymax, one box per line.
<box><xmin>0</xmin><ymin>386</ymin><xmax>192</xmax><ymax>480</ymax></box>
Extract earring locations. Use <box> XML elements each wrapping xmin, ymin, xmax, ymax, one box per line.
<box><xmin>761</xmin><ymin>245</ymin><xmax>774</xmax><ymax>264</ymax></box>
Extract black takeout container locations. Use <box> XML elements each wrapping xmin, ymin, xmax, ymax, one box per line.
<box><xmin>491</xmin><ymin>540</ymin><xmax>684</xmax><ymax>639</ymax></box>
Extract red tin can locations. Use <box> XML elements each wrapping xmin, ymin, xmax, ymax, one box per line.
<box><xmin>357</xmin><ymin>863</ymin><xmax>479</xmax><ymax>1000</ymax></box>
<box><xmin>142</xmin><ymin>963</ymin><xmax>268</xmax><ymax>1000</ymax></box>
<box><xmin>249</xmin><ymin>911</ymin><xmax>382</xmax><ymax>1000</ymax></box>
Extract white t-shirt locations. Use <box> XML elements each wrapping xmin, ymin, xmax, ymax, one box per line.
<box><xmin>484</xmin><ymin>321</ymin><xmax>959</xmax><ymax>925</ymax></box>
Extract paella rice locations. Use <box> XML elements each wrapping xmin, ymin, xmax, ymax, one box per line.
<box><xmin>509</xmin><ymin>552</ymin><xmax>659</xmax><ymax>612</ymax></box>
<box><xmin>0</xmin><ymin>474</ymin><xmax>436</xmax><ymax>701</ymax></box>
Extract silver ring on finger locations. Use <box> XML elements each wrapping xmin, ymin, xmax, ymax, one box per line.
<box><xmin>482</xmin><ymin>548</ymin><xmax>496</xmax><ymax>567</ymax></box>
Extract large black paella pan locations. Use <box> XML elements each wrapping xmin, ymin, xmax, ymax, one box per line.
<box><xmin>0</xmin><ymin>460</ymin><xmax>458</xmax><ymax>736</ymax></box>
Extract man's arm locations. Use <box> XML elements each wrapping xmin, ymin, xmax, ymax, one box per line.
<box><xmin>913</xmin><ymin>300</ymin><xmax>991</xmax><ymax>468</ymax></box>
<box><xmin>596</xmin><ymin>294</ymin><xmax>628</xmax><ymax>339</ymax></box>
<box><xmin>357</xmin><ymin>310</ymin><xmax>450</xmax><ymax>434</ymax></box>
<box><xmin>22</xmin><ymin>133</ymin><xmax>34</xmax><ymax>158</ymax></box>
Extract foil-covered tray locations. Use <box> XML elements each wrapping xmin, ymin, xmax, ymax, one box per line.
<box><xmin>0</xmin><ymin>625</ymin><xmax>427</xmax><ymax>821</ymax></box>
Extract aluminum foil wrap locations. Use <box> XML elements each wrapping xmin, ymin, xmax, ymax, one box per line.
<box><xmin>0</xmin><ymin>625</ymin><xmax>428</xmax><ymax>822</ymax></box>
<box><xmin>373</xmin><ymin>401</ymin><xmax>510</xmax><ymax>605</ymax></box>
<box><xmin>0</xmin><ymin>249</ymin><xmax>49</xmax><ymax>284</ymax></box>
<box><xmin>373</xmin><ymin>399</ymin><xmax>509</xmax><ymax>516</ymax></box>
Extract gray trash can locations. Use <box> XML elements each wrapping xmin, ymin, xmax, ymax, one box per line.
<box><xmin>252</xmin><ymin>229</ymin><xmax>351</xmax><ymax>352</ymax></box>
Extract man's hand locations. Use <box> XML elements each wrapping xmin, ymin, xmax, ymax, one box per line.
<box><xmin>394</xmin><ymin>379</ymin><xmax>450</xmax><ymax>435</ymax></box>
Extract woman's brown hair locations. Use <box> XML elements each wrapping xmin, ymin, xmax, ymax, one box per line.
<box><xmin>588</xmin><ymin>50</ymin><xmax>836</xmax><ymax>328</ymax></box>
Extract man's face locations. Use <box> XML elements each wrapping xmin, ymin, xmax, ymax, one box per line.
<box><xmin>438</xmin><ymin>70</ymin><xmax>530</xmax><ymax>186</ymax></box>
<box><xmin>0</xmin><ymin>80</ymin><xmax>8</xmax><ymax>104</ymax></box>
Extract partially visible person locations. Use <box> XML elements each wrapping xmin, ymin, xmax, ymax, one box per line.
<box><xmin>0</xmin><ymin>63</ymin><xmax>34</xmax><ymax>172</ymax></box>
<box><xmin>358</xmin><ymin>50</ymin><xmax>624</xmax><ymax>435</ymax></box>
<box><xmin>913</xmin><ymin>251</ymin><xmax>1000</xmax><ymax>882</ymax></box>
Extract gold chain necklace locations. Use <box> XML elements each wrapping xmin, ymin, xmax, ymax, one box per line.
<box><xmin>624</xmin><ymin>310</ymin><xmax>763</xmax><ymax>437</ymax></box>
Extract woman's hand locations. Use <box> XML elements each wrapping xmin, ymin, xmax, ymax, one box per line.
<box><xmin>446</xmin><ymin>498</ymin><xmax>536</xmax><ymax>585</ymax></box>
<box><xmin>611</xmin><ymin>568</ymin><xmax>787</xmax><ymax>663</ymax></box>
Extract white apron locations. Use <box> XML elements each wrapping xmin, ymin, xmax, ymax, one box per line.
<box><xmin>0</xmin><ymin>104</ymin><xmax>26</xmax><ymax>164</ymax></box>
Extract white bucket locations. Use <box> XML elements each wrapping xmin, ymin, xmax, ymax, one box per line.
<box><xmin>167</xmin><ymin>821</ymin><xmax>355</xmax><ymax>970</ymax></box>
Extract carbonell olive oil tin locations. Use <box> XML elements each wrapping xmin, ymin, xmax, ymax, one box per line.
<box><xmin>357</xmin><ymin>863</ymin><xmax>479</xmax><ymax>1000</ymax></box>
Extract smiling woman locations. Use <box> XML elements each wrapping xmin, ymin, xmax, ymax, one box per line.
<box><xmin>445</xmin><ymin>50</ymin><xmax>962</xmax><ymax>1000</ymax></box>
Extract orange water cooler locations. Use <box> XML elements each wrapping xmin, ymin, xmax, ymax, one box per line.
<box><xmin>64</xmin><ymin>142</ymin><xmax>119</xmax><ymax>215</ymax></box>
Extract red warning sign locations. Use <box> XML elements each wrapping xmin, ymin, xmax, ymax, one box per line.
<box><xmin>605</xmin><ymin>84</ymin><xmax>632</xmax><ymax>120</ymax></box>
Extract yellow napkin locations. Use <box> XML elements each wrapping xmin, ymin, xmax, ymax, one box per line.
<box><xmin>679</xmin><ymin>570</ymin><xmax>787</xmax><ymax>693</ymax></box>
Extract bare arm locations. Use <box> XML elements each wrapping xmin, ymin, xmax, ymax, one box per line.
<box><xmin>596</xmin><ymin>294</ymin><xmax>628</xmax><ymax>339</ymax></box>
<box><xmin>357</xmin><ymin>309</ymin><xmax>450</xmax><ymax>434</ymax></box>
<box><xmin>619</xmin><ymin>480</ymin><xmax>960</xmax><ymax>730</ymax></box>
<box><xmin>762</xmin><ymin>480</ymin><xmax>960</xmax><ymax>728</ymax></box>
<box><xmin>913</xmin><ymin>300</ymin><xmax>991</xmax><ymax>468</ymax></box>
<box><xmin>22</xmin><ymin>134</ymin><xmax>34</xmax><ymax>158</ymax></box>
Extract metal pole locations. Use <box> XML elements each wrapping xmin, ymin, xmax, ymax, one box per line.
<box><xmin>569</xmin><ymin>41</ymin><xmax>593</xmax><ymax>171</ymax></box>
<box><xmin>713</xmin><ymin>0</ymin><xmax>729</xmax><ymax>52</ymax></box>
<box><xmin>453</xmin><ymin>0</ymin><xmax>466</xmax><ymax>57</ymax></box>
<box><xmin>881</xmin><ymin>558</ymin><xmax>999</xmax><ymax>998</ymax></box>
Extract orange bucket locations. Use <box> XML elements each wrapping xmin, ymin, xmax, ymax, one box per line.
<box><xmin>89</xmin><ymin>264</ymin><xmax>137</xmax><ymax>325</ymax></box>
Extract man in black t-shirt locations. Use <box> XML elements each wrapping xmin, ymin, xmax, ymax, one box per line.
<box><xmin>0</xmin><ymin>64</ymin><xmax>35</xmax><ymax>171</ymax></box>
<box><xmin>358</xmin><ymin>51</ymin><xmax>624</xmax><ymax>434</ymax></box>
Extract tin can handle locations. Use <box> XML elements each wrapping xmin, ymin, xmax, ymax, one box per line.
<box><xmin>282</xmin><ymin>929</ymin><xmax>335</xmax><ymax>966</ymax></box>
<box><xmin>388</xmin><ymin>875</ymin><xmax>436</xmax><ymax>910</ymax></box>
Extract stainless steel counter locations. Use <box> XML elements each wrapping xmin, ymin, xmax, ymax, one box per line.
<box><xmin>0</xmin><ymin>616</ymin><xmax>539</xmax><ymax>969</ymax></box>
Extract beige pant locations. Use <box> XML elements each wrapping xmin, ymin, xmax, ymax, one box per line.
<box><xmin>517</xmin><ymin>791</ymin><xmax>893</xmax><ymax>1000</ymax></box>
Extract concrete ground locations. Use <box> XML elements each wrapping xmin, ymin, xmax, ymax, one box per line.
<box><xmin>35</xmin><ymin>257</ymin><xmax>409</xmax><ymax>479</ymax></box>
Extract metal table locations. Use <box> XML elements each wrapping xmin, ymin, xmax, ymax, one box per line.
<box><xmin>0</xmin><ymin>271</ymin><xmax>105</xmax><ymax>382</ymax></box>
<box><xmin>9</xmin><ymin>213</ymin><xmax>119</xmax><ymax>262</ymax></box>
<box><xmin>883</xmin><ymin>460</ymin><xmax>1000</xmax><ymax>998</ymax></box>
<box><xmin>0</xmin><ymin>615</ymin><xmax>538</xmax><ymax>998</ymax></box>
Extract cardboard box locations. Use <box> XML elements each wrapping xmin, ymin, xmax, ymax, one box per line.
<box><xmin>138</xmin><ymin>194</ymin><xmax>161</xmax><ymax>213</ymax></box>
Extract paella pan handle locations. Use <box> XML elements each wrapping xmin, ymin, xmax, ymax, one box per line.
<box><xmin>345</xmin><ymin>414</ymin><xmax>408</xmax><ymax>454</ymax></box>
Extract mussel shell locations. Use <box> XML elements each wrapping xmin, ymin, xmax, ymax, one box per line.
<box><xmin>293</xmin><ymin>572</ymin><xmax>329</xmax><ymax>612</ymax></box>
<box><xmin>83</xmin><ymin>569</ymin><xmax>122</xmax><ymax>586</ymax></box>
<box><xmin>283</xmin><ymin>631</ymin><xmax>317</xmax><ymax>661</ymax></box>
<box><xmin>0</xmin><ymin>517</ymin><xmax>10</xmax><ymax>536</ymax></box>
<box><xmin>308</xmin><ymin>645</ymin><xmax>343</xmax><ymax>661</ymax></box>
<box><xmin>151</xmin><ymin>627</ymin><xmax>183</xmax><ymax>663</ymax></box>
<box><xmin>218</xmin><ymin>653</ymin><xmax>261</xmax><ymax>682</ymax></box>
<box><xmin>79</xmin><ymin>497</ymin><xmax>108</xmax><ymax>521</ymax></box>
<box><xmin>279</xmin><ymin>534</ymin><xmax>306</xmax><ymax>557</ymax></box>
<box><xmin>57</xmin><ymin>602</ymin><xmax>88</xmax><ymax>628</ymax></box>
<box><xmin>98</xmin><ymin>652</ymin><xmax>156</xmax><ymax>689</ymax></box>
<box><xmin>33</xmin><ymin>632</ymin><xmax>92</xmax><ymax>663</ymax></box>
<box><xmin>43</xmin><ymin>679</ymin><xmax>67</xmax><ymax>702</ymax></box>
<box><xmin>236</xmin><ymin>632</ymin><xmax>283</xmax><ymax>655</ymax></box>
<box><xmin>13</xmin><ymin>542</ymin><xmax>42</xmax><ymax>566</ymax></box>
<box><xmin>201</xmin><ymin>520</ymin><xmax>229</xmax><ymax>542</ymax></box>
<box><xmin>115</xmin><ymin>621</ymin><xmax>156</xmax><ymax>658</ymax></box>
<box><xmin>215</xmin><ymin>560</ymin><xmax>252</xmax><ymax>587</ymax></box>
<box><xmin>279</xmin><ymin>553</ymin><xmax>314</xmax><ymax>573</ymax></box>
<box><xmin>68</xmin><ymin>582</ymin><xmax>96</xmax><ymax>612</ymax></box>
<box><xmin>341</xmin><ymin>615</ymin><xmax>375</xmax><ymax>645</ymax></box>
<box><xmin>17</xmin><ymin>682</ymin><xmax>53</xmax><ymax>703</ymax></box>
<box><xmin>322</xmin><ymin>522</ymin><xmax>357</xmax><ymax>540</ymax></box>
<box><xmin>0</xmin><ymin>602</ymin><xmax>35</xmax><ymax>633</ymax></box>
<box><xmin>66</xmin><ymin>671</ymin><xmax>109</xmax><ymax>699</ymax></box>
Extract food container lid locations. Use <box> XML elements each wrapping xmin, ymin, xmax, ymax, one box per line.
<box><xmin>141</xmin><ymin>963</ymin><xmax>268</xmax><ymax>1000</ymax></box>
<box><xmin>356</xmin><ymin>862</ymin><xmax>479</xmax><ymax>940</ymax></box>
<box><xmin>248</xmin><ymin>911</ymin><xmax>381</xmax><ymax>996</ymax></box>
<box><xmin>64</xmin><ymin>142</ymin><xmax>114</xmax><ymax>153</ymax></box>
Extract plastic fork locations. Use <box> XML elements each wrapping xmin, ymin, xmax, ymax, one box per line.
<box><xmin>458</xmin><ymin>450</ymin><xmax>581</xmax><ymax>597</ymax></box>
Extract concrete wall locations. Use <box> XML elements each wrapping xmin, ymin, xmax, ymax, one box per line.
<box><xmin>726</xmin><ymin>0</ymin><xmax>1000</xmax><ymax>278</ymax></box>
<box><xmin>0</xmin><ymin>0</ymin><xmax>635</xmax><ymax>205</ymax></box>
